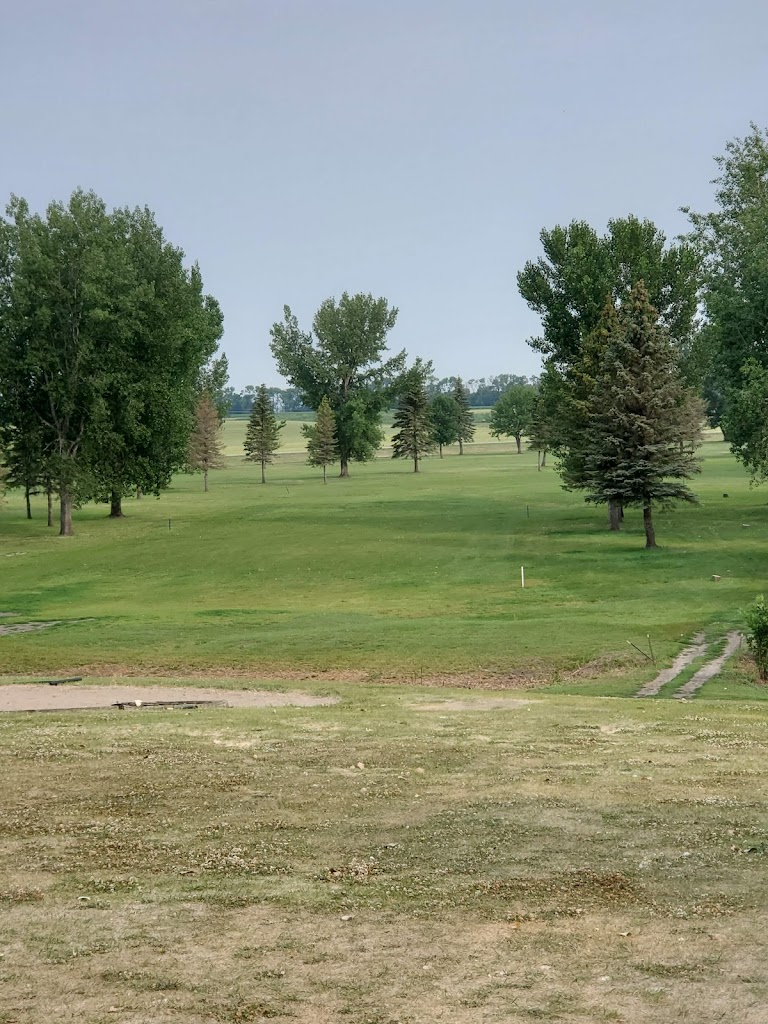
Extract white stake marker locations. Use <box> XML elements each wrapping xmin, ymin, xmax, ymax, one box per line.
<box><xmin>521</xmin><ymin>565</ymin><xmax>525</xmax><ymax>588</ymax></box>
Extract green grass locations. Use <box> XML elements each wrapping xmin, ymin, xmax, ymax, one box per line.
<box><xmin>1</xmin><ymin>433</ymin><xmax>767</xmax><ymax>699</ymax></box>
<box><xmin>1</xmin><ymin>687</ymin><xmax>767</xmax><ymax>1021</ymax></box>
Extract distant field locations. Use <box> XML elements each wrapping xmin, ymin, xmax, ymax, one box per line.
<box><xmin>1</xmin><ymin>431</ymin><xmax>765</xmax><ymax>699</ymax></box>
<box><xmin>222</xmin><ymin>409</ymin><xmax>511</xmax><ymax>456</ymax></box>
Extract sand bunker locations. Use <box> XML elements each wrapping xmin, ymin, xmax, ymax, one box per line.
<box><xmin>0</xmin><ymin>684</ymin><xmax>338</xmax><ymax>713</ymax></box>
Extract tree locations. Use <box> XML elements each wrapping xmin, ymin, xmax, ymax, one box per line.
<box><xmin>489</xmin><ymin>384</ymin><xmax>537</xmax><ymax>453</ymax></box>
<box><xmin>452</xmin><ymin>378</ymin><xmax>475</xmax><ymax>454</ymax></box>
<box><xmin>430</xmin><ymin>393</ymin><xmax>460</xmax><ymax>457</ymax></box>
<box><xmin>686</xmin><ymin>125</ymin><xmax>768</xmax><ymax>477</ymax></box>
<box><xmin>198</xmin><ymin>354</ymin><xmax>230</xmax><ymax>421</ymax></box>
<box><xmin>0</xmin><ymin>192</ymin><xmax>223</xmax><ymax>532</ymax></box>
<box><xmin>270</xmin><ymin>294</ymin><xmax>404</xmax><ymax>477</ymax></box>
<box><xmin>187</xmin><ymin>393</ymin><xmax>225</xmax><ymax>491</ymax></box>
<box><xmin>518</xmin><ymin>215</ymin><xmax>699</xmax><ymax>508</ymax></box>
<box><xmin>581</xmin><ymin>283</ymin><xmax>701</xmax><ymax>548</ymax></box>
<box><xmin>391</xmin><ymin>361</ymin><xmax>436</xmax><ymax>472</ymax></box>
<box><xmin>244</xmin><ymin>384</ymin><xmax>285</xmax><ymax>483</ymax></box>
<box><xmin>303</xmin><ymin>395</ymin><xmax>338</xmax><ymax>482</ymax></box>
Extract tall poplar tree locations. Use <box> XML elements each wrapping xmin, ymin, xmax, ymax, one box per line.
<box><xmin>581</xmin><ymin>283</ymin><xmax>701</xmax><ymax>548</ymax></box>
<box><xmin>392</xmin><ymin>361</ymin><xmax>436</xmax><ymax>472</ymax></box>
<box><xmin>452</xmin><ymin>378</ymin><xmax>475</xmax><ymax>454</ymax></box>
<box><xmin>303</xmin><ymin>395</ymin><xmax>338</xmax><ymax>482</ymax></box>
<box><xmin>270</xmin><ymin>293</ymin><xmax>405</xmax><ymax>477</ymax></box>
<box><xmin>244</xmin><ymin>385</ymin><xmax>285</xmax><ymax>483</ymax></box>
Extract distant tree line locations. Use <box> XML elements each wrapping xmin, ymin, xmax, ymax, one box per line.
<box><xmin>221</xmin><ymin>373</ymin><xmax>538</xmax><ymax>416</ymax></box>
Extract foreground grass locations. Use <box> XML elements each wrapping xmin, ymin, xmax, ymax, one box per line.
<box><xmin>1</xmin><ymin>687</ymin><xmax>767</xmax><ymax>1022</ymax></box>
<box><xmin>1</xmin><ymin>436</ymin><xmax>766</xmax><ymax>692</ymax></box>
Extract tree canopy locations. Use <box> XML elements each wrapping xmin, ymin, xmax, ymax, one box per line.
<box><xmin>270</xmin><ymin>293</ymin><xmax>405</xmax><ymax>477</ymax></box>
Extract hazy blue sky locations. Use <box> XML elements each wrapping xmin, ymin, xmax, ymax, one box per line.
<box><xmin>2</xmin><ymin>0</ymin><xmax>766</xmax><ymax>387</ymax></box>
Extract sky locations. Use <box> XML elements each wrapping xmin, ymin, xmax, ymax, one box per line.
<box><xmin>1</xmin><ymin>0</ymin><xmax>766</xmax><ymax>389</ymax></box>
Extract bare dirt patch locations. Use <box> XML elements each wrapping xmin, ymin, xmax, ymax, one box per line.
<box><xmin>0</xmin><ymin>620</ymin><xmax>62</xmax><ymax>637</ymax></box>
<box><xmin>0</xmin><ymin>684</ymin><xmax>338</xmax><ymax>713</ymax></box>
<box><xmin>411</xmin><ymin>697</ymin><xmax>534</xmax><ymax>711</ymax></box>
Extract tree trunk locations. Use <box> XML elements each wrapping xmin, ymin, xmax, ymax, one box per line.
<box><xmin>439</xmin><ymin>443</ymin><xmax>443</xmax><ymax>458</ymax></box>
<box><xmin>323</xmin><ymin>464</ymin><xmax>327</xmax><ymax>484</ymax></box>
<box><xmin>261</xmin><ymin>460</ymin><xmax>266</xmax><ymax>484</ymax></box>
<box><xmin>204</xmin><ymin>469</ymin><xmax>209</xmax><ymax>492</ymax></box>
<box><xmin>537</xmin><ymin>450</ymin><xmax>541</xmax><ymax>472</ymax></box>
<box><xmin>608</xmin><ymin>500</ymin><xmax>622</xmax><ymax>531</ymax></box>
<box><xmin>136</xmin><ymin>487</ymin><xmax>143</xmax><ymax>500</ymax></box>
<box><xmin>109</xmin><ymin>490</ymin><xmax>124</xmax><ymax>517</ymax></box>
<box><xmin>59</xmin><ymin>490</ymin><xmax>73</xmax><ymax>536</ymax></box>
<box><xmin>516</xmin><ymin>435</ymin><xmax>522</xmax><ymax>454</ymax></box>
<box><xmin>340</xmin><ymin>455</ymin><xmax>350</xmax><ymax>477</ymax></box>
<box><xmin>24</xmin><ymin>485</ymin><xmax>32</xmax><ymax>520</ymax></box>
<box><xmin>458</xmin><ymin>439</ymin><xmax>464</xmax><ymax>456</ymax></box>
<box><xmin>413</xmin><ymin>454</ymin><xmax>419</xmax><ymax>472</ymax></box>
<box><xmin>643</xmin><ymin>503</ymin><xmax>657</xmax><ymax>548</ymax></box>
<box><xmin>47</xmin><ymin>485</ymin><xmax>53</xmax><ymax>528</ymax></box>
<box><xmin>541</xmin><ymin>448</ymin><xmax>547</xmax><ymax>468</ymax></box>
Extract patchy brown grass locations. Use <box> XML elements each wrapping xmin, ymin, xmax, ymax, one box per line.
<box><xmin>1</xmin><ymin>685</ymin><xmax>767</xmax><ymax>1022</ymax></box>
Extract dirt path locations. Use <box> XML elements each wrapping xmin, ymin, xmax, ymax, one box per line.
<box><xmin>0</xmin><ymin>684</ymin><xmax>338</xmax><ymax>713</ymax></box>
<box><xmin>635</xmin><ymin>632</ymin><xmax>707</xmax><ymax>697</ymax></box>
<box><xmin>0</xmin><ymin>620</ymin><xmax>61</xmax><ymax>637</ymax></box>
<box><xmin>673</xmin><ymin>632</ymin><xmax>742</xmax><ymax>699</ymax></box>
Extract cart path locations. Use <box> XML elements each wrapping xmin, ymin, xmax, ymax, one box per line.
<box><xmin>635</xmin><ymin>633</ymin><xmax>707</xmax><ymax>697</ymax></box>
<box><xmin>673</xmin><ymin>632</ymin><xmax>742</xmax><ymax>699</ymax></box>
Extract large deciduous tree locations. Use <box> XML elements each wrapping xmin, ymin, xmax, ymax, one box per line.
<box><xmin>244</xmin><ymin>384</ymin><xmax>285</xmax><ymax>483</ymax></box>
<box><xmin>430</xmin><ymin>393</ymin><xmax>460</xmax><ymax>457</ymax></box>
<box><xmin>686</xmin><ymin>125</ymin><xmax>768</xmax><ymax>478</ymax></box>
<box><xmin>303</xmin><ymin>395</ymin><xmax>338</xmax><ymax>483</ymax></box>
<box><xmin>489</xmin><ymin>383</ymin><xmax>537</xmax><ymax>453</ymax></box>
<box><xmin>270</xmin><ymin>293</ymin><xmax>405</xmax><ymax>477</ymax></box>
<box><xmin>581</xmin><ymin>283</ymin><xmax>701</xmax><ymax>548</ymax></box>
<box><xmin>0</xmin><ymin>191</ymin><xmax>224</xmax><ymax>533</ymax></box>
<box><xmin>391</xmin><ymin>361</ymin><xmax>436</xmax><ymax>472</ymax></box>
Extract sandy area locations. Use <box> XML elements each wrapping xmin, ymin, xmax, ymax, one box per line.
<box><xmin>0</xmin><ymin>684</ymin><xmax>338</xmax><ymax>713</ymax></box>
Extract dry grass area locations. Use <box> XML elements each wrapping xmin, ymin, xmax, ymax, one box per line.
<box><xmin>2</xmin><ymin>685</ymin><xmax>767</xmax><ymax>1022</ymax></box>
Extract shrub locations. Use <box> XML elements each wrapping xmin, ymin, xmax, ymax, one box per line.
<box><xmin>744</xmin><ymin>595</ymin><xmax>768</xmax><ymax>680</ymax></box>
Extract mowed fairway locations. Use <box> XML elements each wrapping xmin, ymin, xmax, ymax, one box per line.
<box><xmin>0</xmin><ymin>433</ymin><xmax>767</xmax><ymax>692</ymax></box>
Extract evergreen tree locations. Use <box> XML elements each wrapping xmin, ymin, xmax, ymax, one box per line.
<box><xmin>187</xmin><ymin>393</ymin><xmax>225</xmax><ymax>491</ymax></box>
<box><xmin>430</xmin><ymin>393</ymin><xmax>460</xmax><ymax>457</ymax></box>
<box><xmin>452</xmin><ymin>377</ymin><xmax>475</xmax><ymax>454</ymax></box>
<box><xmin>244</xmin><ymin>384</ymin><xmax>286</xmax><ymax>483</ymax></box>
<box><xmin>302</xmin><ymin>395</ymin><xmax>338</xmax><ymax>482</ymax></box>
<box><xmin>489</xmin><ymin>383</ymin><xmax>537</xmax><ymax>453</ymax></box>
<box><xmin>581</xmin><ymin>282</ymin><xmax>701</xmax><ymax>548</ymax></box>
<box><xmin>392</xmin><ymin>362</ymin><xmax>436</xmax><ymax>472</ymax></box>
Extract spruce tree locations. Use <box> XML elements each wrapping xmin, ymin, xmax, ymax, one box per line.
<box><xmin>452</xmin><ymin>377</ymin><xmax>475</xmax><ymax>454</ymax></box>
<box><xmin>392</xmin><ymin>362</ymin><xmax>436</xmax><ymax>472</ymax></box>
<box><xmin>244</xmin><ymin>384</ymin><xmax>286</xmax><ymax>483</ymax></box>
<box><xmin>582</xmin><ymin>282</ymin><xmax>701</xmax><ymax>548</ymax></box>
<box><xmin>430</xmin><ymin>393</ymin><xmax>460</xmax><ymax>457</ymax></box>
<box><xmin>187</xmin><ymin>393</ymin><xmax>226</xmax><ymax>491</ymax></box>
<box><xmin>302</xmin><ymin>395</ymin><xmax>338</xmax><ymax>483</ymax></box>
